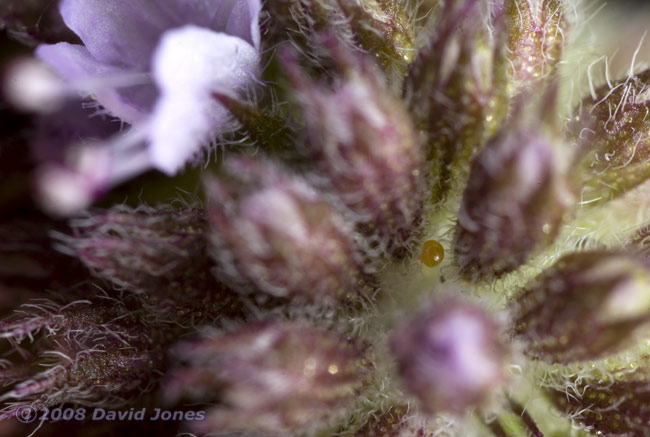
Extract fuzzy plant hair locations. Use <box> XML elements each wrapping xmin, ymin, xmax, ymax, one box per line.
<box><xmin>4</xmin><ymin>0</ymin><xmax>650</xmax><ymax>436</ymax></box>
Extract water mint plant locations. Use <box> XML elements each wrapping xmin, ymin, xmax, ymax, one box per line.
<box><xmin>4</xmin><ymin>0</ymin><xmax>650</xmax><ymax>436</ymax></box>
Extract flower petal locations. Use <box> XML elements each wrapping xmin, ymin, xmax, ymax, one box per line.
<box><xmin>35</xmin><ymin>43</ymin><xmax>158</xmax><ymax>123</ymax></box>
<box><xmin>148</xmin><ymin>26</ymin><xmax>258</xmax><ymax>175</ymax></box>
<box><xmin>208</xmin><ymin>0</ymin><xmax>262</xmax><ymax>49</ymax></box>
<box><xmin>156</xmin><ymin>0</ymin><xmax>262</xmax><ymax>49</ymax></box>
<box><xmin>59</xmin><ymin>0</ymin><xmax>175</xmax><ymax>70</ymax></box>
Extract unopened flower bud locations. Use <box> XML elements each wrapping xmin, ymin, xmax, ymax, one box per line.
<box><xmin>390</xmin><ymin>296</ymin><xmax>506</xmax><ymax>414</ymax></box>
<box><xmin>569</xmin><ymin>68</ymin><xmax>650</xmax><ymax>203</ymax></box>
<box><xmin>510</xmin><ymin>250</ymin><xmax>650</xmax><ymax>363</ymax></box>
<box><xmin>547</xmin><ymin>358</ymin><xmax>650</xmax><ymax>436</ymax></box>
<box><xmin>59</xmin><ymin>205</ymin><xmax>248</xmax><ymax>324</ymax></box>
<box><xmin>506</xmin><ymin>0</ymin><xmax>567</xmax><ymax>87</ymax></box>
<box><xmin>404</xmin><ymin>0</ymin><xmax>510</xmax><ymax>199</ymax></box>
<box><xmin>61</xmin><ymin>206</ymin><xmax>208</xmax><ymax>292</ymax></box>
<box><xmin>335</xmin><ymin>0</ymin><xmax>416</xmax><ymax>75</ymax></box>
<box><xmin>454</xmin><ymin>116</ymin><xmax>574</xmax><ymax>281</ymax></box>
<box><xmin>285</xmin><ymin>42</ymin><xmax>425</xmax><ymax>257</ymax></box>
<box><xmin>265</xmin><ymin>0</ymin><xmax>415</xmax><ymax>79</ymax></box>
<box><xmin>165</xmin><ymin>320</ymin><xmax>369</xmax><ymax>435</ymax></box>
<box><xmin>206</xmin><ymin>157</ymin><xmax>371</xmax><ymax>302</ymax></box>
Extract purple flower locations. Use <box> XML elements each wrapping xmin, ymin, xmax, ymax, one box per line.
<box><xmin>29</xmin><ymin>0</ymin><xmax>261</xmax><ymax>214</ymax></box>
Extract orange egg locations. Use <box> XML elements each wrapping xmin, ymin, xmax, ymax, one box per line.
<box><xmin>421</xmin><ymin>240</ymin><xmax>444</xmax><ymax>267</ymax></box>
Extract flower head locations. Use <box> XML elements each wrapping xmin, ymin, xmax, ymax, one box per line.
<box><xmin>8</xmin><ymin>1</ymin><xmax>650</xmax><ymax>437</ymax></box>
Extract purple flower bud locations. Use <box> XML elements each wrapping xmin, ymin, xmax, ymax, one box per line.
<box><xmin>285</xmin><ymin>41</ymin><xmax>425</xmax><ymax>257</ymax></box>
<box><xmin>453</xmin><ymin>117</ymin><xmax>575</xmax><ymax>281</ymax></box>
<box><xmin>265</xmin><ymin>0</ymin><xmax>415</xmax><ymax>77</ymax></box>
<box><xmin>165</xmin><ymin>320</ymin><xmax>369</xmax><ymax>434</ymax></box>
<box><xmin>206</xmin><ymin>157</ymin><xmax>371</xmax><ymax>302</ymax></box>
<box><xmin>334</xmin><ymin>0</ymin><xmax>415</xmax><ymax>75</ymax></box>
<box><xmin>390</xmin><ymin>296</ymin><xmax>506</xmax><ymax>414</ymax></box>
<box><xmin>506</xmin><ymin>0</ymin><xmax>567</xmax><ymax>86</ymax></box>
<box><xmin>510</xmin><ymin>250</ymin><xmax>650</xmax><ymax>363</ymax></box>
<box><xmin>569</xmin><ymin>68</ymin><xmax>650</xmax><ymax>203</ymax></box>
<box><xmin>548</xmin><ymin>359</ymin><xmax>650</xmax><ymax>436</ymax></box>
<box><xmin>59</xmin><ymin>205</ymin><xmax>249</xmax><ymax>324</ymax></box>
<box><xmin>404</xmin><ymin>0</ymin><xmax>510</xmax><ymax>200</ymax></box>
<box><xmin>61</xmin><ymin>206</ymin><xmax>208</xmax><ymax>292</ymax></box>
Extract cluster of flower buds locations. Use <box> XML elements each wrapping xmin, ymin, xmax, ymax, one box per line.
<box><xmin>404</xmin><ymin>0</ymin><xmax>510</xmax><ymax>200</ymax></box>
<box><xmin>164</xmin><ymin>320</ymin><xmax>369</xmax><ymax>435</ymax></box>
<box><xmin>284</xmin><ymin>39</ymin><xmax>425</xmax><ymax>257</ymax></box>
<box><xmin>264</xmin><ymin>0</ymin><xmax>415</xmax><ymax>78</ymax></box>
<box><xmin>505</xmin><ymin>0</ymin><xmax>567</xmax><ymax>87</ymax></box>
<box><xmin>390</xmin><ymin>296</ymin><xmax>506</xmax><ymax>414</ymax></box>
<box><xmin>510</xmin><ymin>250</ymin><xmax>650</xmax><ymax>363</ymax></box>
<box><xmin>5</xmin><ymin>0</ymin><xmax>650</xmax><ymax>435</ymax></box>
<box><xmin>547</xmin><ymin>358</ymin><xmax>650</xmax><ymax>436</ymax></box>
<box><xmin>453</xmin><ymin>101</ymin><xmax>575</xmax><ymax>281</ymax></box>
<box><xmin>569</xmin><ymin>68</ymin><xmax>650</xmax><ymax>204</ymax></box>
<box><xmin>206</xmin><ymin>157</ymin><xmax>372</xmax><ymax>303</ymax></box>
<box><xmin>0</xmin><ymin>296</ymin><xmax>170</xmax><ymax>419</ymax></box>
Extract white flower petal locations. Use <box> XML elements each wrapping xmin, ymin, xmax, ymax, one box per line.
<box><xmin>148</xmin><ymin>26</ymin><xmax>259</xmax><ymax>175</ymax></box>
